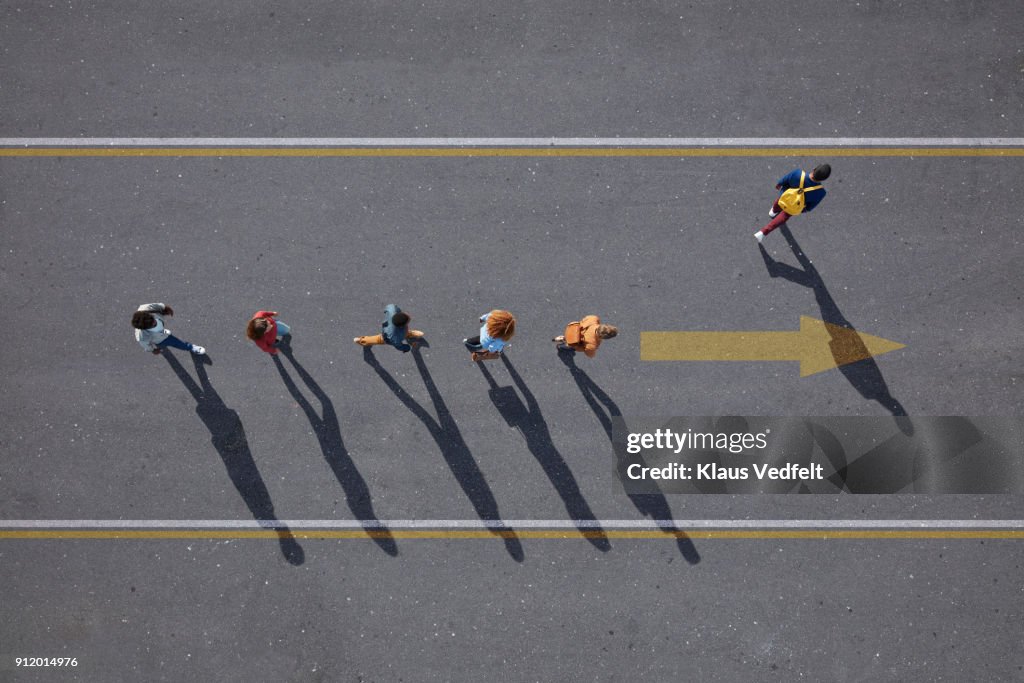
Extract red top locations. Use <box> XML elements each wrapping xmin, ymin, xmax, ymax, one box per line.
<box><xmin>251</xmin><ymin>310</ymin><xmax>279</xmax><ymax>354</ymax></box>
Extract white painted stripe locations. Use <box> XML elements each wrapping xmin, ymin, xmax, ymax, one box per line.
<box><xmin>1</xmin><ymin>519</ymin><xmax>1022</xmax><ymax>529</ymax></box>
<box><xmin>1</xmin><ymin>137</ymin><xmax>1023</xmax><ymax>147</ymax></box>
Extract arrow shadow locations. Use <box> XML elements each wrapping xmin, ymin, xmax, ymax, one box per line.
<box><xmin>273</xmin><ymin>343</ymin><xmax>398</xmax><ymax>556</ymax></box>
<box><xmin>362</xmin><ymin>347</ymin><xmax>524</xmax><ymax>562</ymax></box>
<box><xmin>759</xmin><ymin>227</ymin><xmax>912</xmax><ymax>433</ymax></box>
<box><xmin>163</xmin><ymin>352</ymin><xmax>305</xmax><ymax>566</ymax></box>
<box><xmin>558</xmin><ymin>350</ymin><xmax>700</xmax><ymax>564</ymax></box>
<box><xmin>479</xmin><ymin>356</ymin><xmax>611</xmax><ymax>552</ymax></box>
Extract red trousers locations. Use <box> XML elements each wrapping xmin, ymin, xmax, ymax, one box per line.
<box><xmin>761</xmin><ymin>200</ymin><xmax>791</xmax><ymax>235</ymax></box>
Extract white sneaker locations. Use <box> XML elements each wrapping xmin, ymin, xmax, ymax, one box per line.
<box><xmin>754</xmin><ymin>231</ymin><xmax>765</xmax><ymax>243</ymax></box>
<box><xmin>768</xmin><ymin>209</ymin><xmax>778</xmax><ymax>218</ymax></box>
<box><xmin>191</xmin><ymin>345</ymin><xmax>207</xmax><ymax>355</ymax></box>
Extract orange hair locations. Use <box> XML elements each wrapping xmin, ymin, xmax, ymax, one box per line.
<box><xmin>486</xmin><ymin>310</ymin><xmax>516</xmax><ymax>341</ymax></box>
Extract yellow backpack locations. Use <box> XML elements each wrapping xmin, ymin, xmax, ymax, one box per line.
<box><xmin>777</xmin><ymin>171</ymin><xmax>823</xmax><ymax>215</ymax></box>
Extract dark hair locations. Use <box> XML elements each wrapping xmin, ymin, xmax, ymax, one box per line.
<box><xmin>812</xmin><ymin>164</ymin><xmax>831</xmax><ymax>181</ymax></box>
<box><xmin>131</xmin><ymin>311</ymin><xmax>156</xmax><ymax>329</ymax></box>
<box><xmin>391</xmin><ymin>312</ymin><xmax>411</xmax><ymax>327</ymax></box>
<box><xmin>246</xmin><ymin>318</ymin><xmax>269</xmax><ymax>340</ymax></box>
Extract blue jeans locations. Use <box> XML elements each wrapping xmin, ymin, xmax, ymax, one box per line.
<box><xmin>157</xmin><ymin>334</ymin><xmax>193</xmax><ymax>352</ymax></box>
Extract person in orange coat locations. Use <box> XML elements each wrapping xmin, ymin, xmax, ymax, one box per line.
<box><xmin>552</xmin><ymin>315</ymin><xmax>618</xmax><ymax>358</ymax></box>
<box><xmin>246</xmin><ymin>310</ymin><xmax>291</xmax><ymax>355</ymax></box>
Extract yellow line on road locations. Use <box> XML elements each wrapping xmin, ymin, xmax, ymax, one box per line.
<box><xmin>2</xmin><ymin>147</ymin><xmax>1024</xmax><ymax>158</ymax></box>
<box><xmin>2</xmin><ymin>530</ymin><xmax>1022</xmax><ymax>540</ymax></box>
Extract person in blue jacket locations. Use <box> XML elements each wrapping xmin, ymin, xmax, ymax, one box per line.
<box><xmin>463</xmin><ymin>309</ymin><xmax>516</xmax><ymax>362</ymax></box>
<box><xmin>354</xmin><ymin>304</ymin><xmax>425</xmax><ymax>352</ymax></box>
<box><xmin>755</xmin><ymin>164</ymin><xmax>830</xmax><ymax>243</ymax></box>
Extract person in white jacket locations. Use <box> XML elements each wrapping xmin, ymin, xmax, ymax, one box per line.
<box><xmin>131</xmin><ymin>303</ymin><xmax>206</xmax><ymax>355</ymax></box>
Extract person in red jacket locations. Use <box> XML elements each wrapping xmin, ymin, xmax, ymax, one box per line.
<box><xmin>246</xmin><ymin>310</ymin><xmax>292</xmax><ymax>355</ymax></box>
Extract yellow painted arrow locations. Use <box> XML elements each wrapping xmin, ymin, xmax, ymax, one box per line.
<box><xmin>640</xmin><ymin>316</ymin><xmax>905</xmax><ymax>377</ymax></box>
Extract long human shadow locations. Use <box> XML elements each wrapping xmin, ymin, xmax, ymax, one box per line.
<box><xmin>759</xmin><ymin>225</ymin><xmax>910</xmax><ymax>429</ymax></box>
<box><xmin>362</xmin><ymin>348</ymin><xmax>524</xmax><ymax>562</ymax></box>
<box><xmin>163</xmin><ymin>352</ymin><xmax>304</xmax><ymax>565</ymax></box>
<box><xmin>478</xmin><ymin>357</ymin><xmax>611</xmax><ymax>552</ymax></box>
<box><xmin>558</xmin><ymin>350</ymin><xmax>700</xmax><ymax>564</ymax></box>
<box><xmin>273</xmin><ymin>344</ymin><xmax>398</xmax><ymax>556</ymax></box>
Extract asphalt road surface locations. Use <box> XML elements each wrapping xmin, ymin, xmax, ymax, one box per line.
<box><xmin>1</xmin><ymin>2</ymin><xmax>1023</xmax><ymax>681</ymax></box>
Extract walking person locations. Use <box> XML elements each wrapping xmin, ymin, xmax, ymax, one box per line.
<box><xmin>464</xmin><ymin>309</ymin><xmax>516</xmax><ymax>362</ymax></box>
<box><xmin>131</xmin><ymin>303</ymin><xmax>206</xmax><ymax>355</ymax></box>
<box><xmin>755</xmin><ymin>164</ymin><xmax>830</xmax><ymax>243</ymax></box>
<box><xmin>552</xmin><ymin>315</ymin><xmax>618</xmax><ymax>358</ymax></box>
<box><xmin>353</xmin><ymin>304</ymin><xmax>425</xmax><ymax>352</ymax></box>
<box><xmin>246</xmin><ymin>310</ymin><xmax>291</xmax><ymax>355</ymax></box>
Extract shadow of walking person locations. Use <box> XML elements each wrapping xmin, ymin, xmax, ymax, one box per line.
<box><xmin>478</xmin><ymin>356</ymin><xmax>611</xmax><ymax>552</ymax></box>
<box><xmin>557</xmin><ymin>350</ymin><xmax>700</xmax><ymax>564</ymax></box>
<box><xmin>272</xmin><ymin>344</ymin><xmax>398</xmax><ymax>556</ymax></box>
<box><xmin>759</xmin><ymin>226</ymin><xmax>911</xmax><ymax>433</ymax></box>
<box><xmin>163</xmin><ymin>352</ymin><xmax>304</xmax><ymax>566</ymax></box>
<box><xmin>362</xmin><ymin>348</ymin><xmax>524</xmax><ymax>562</ymax></box>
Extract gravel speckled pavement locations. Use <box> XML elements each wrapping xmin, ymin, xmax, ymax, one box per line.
<box><xmin>1</xmin><ymin>2</ymin><xmax>1022</xmax><ymax>681</ymax></box>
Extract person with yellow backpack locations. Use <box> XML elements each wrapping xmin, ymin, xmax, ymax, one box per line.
<box><xmin>754</xmin><ymin>164</ymin><xmax>830</xmax><ymax>243</ymax></box>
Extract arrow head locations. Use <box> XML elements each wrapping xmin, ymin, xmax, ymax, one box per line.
<box><xmin>799</xmin><ymin>316</ymin><xmax>906</xmax><ymax>377</ymax></box>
